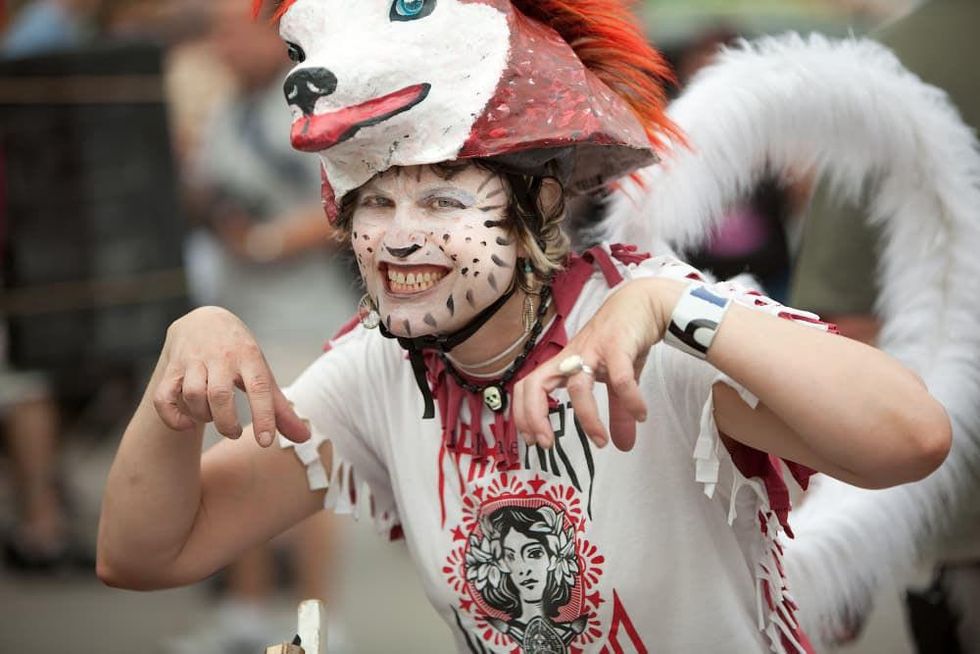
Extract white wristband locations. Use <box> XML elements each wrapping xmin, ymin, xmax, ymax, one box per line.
<box><xmin>663</xmin><ymin>284</ymin><xmax>733</xmax><ymax>360</ymax></box>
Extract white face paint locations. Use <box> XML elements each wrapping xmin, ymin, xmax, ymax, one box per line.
<box><xmin>279</xmin><ymin>0</ymin><xmax>511</xmax><ymax>203</ymax></box>
<box><xmin>351</xmin><ymin>164</ymin><xmax>519</xmax><ymax>338</ymax></box>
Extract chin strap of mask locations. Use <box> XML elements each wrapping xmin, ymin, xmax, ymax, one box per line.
<box><xmin>378</xmin><ymin>281</ymin><xmax>519</xmax><ymax>419</ymax></box>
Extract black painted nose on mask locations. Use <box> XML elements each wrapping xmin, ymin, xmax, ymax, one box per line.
<box><xmin>283</xmin><ymin>67</ymin><xmax>338</xmax><ymax>116</ymax></box>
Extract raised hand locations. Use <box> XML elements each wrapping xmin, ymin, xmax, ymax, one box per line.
<box><xmin>513</xmin><ymin>278</ymin><xmax>681</xmax><ymax>451</ymax></box>
<box><xmin>152</xmin><ymin>306</ymin><xmax>310</xmax><ymax>447</ymax></box>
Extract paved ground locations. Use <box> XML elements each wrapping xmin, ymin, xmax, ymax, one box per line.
<box><xmin>0</xmin><ymin>433</ymin><xmax>917</xmax><ymax>653</ymax></box>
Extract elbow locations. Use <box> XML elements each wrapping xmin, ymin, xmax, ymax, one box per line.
<box><xmin>863</xmin><ymin>399</ymin><xmax>952</xmax><ymax>489</ymax></box>
<box><xmin>96</xmin><ymin>547</ymin><xmax>188</xmax><ymax>591</ymax></box>
<box><xmin>96</xmin><ymin>554</ymin><xmax>159</xmax><ymax>591</ymax></box>
<box><xmin>906</xmin><ymin>400</ymin><xmax>953</xmax><ymax>480</ymax></box>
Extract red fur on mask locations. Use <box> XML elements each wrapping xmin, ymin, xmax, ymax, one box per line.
<box><xmin>252</xmin><ymin>0</ymin><xmax>296</xmax><ymax>21</ymax></box>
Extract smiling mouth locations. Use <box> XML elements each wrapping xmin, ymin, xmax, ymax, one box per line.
<box><xmin>291</xmin><ymin>83</ymin><xmax>431</xmax><ymax>152</ymax></box>
<box><xmin>383</xmin><ymin>263</ymin><xmax>450</xmax><ymax>296</ymax></box>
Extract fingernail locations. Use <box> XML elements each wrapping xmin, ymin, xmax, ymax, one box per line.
<box><xmin>259</xmin><ymin>431</ymin><xmax>273</xmax><ymax>447</ymax></box>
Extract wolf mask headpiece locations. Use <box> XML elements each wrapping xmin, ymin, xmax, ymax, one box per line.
<box><xmin>253</xmin><ymin>0</ymin><xmax>676</xmax><ymax>222</ymax></box>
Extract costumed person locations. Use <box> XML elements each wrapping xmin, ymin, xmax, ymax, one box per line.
<box><xmin>96</xmin><ymin>1</ymin><xmax>967</xmax><ymax>652</ymax></box>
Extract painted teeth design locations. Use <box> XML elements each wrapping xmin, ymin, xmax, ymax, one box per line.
<box><xmin>387</xmin><ymin>268</ymin><xmax>447</xmax><ymax>293</ymax></box>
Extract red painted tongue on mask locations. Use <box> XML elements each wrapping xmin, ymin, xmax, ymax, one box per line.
<box><xmin>291</xmin><ymin>84</ymin><xmax>429</xmax><ymax>152</ymax></box>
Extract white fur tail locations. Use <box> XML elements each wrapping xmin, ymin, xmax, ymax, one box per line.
<box><xmin>604</xmin><ymin>33</ymin><xmax>980</xmax><ymax>645</ymax></box>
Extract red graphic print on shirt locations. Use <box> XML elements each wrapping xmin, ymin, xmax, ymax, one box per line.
<box><xmin>443</xmin><ymin>472</ymin><xmax>645</xmax><ymax>653</ymax></box>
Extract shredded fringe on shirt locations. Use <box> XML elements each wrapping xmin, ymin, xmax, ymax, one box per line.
<box><xmin>676</xmin><ymin>276</ymin><xmax>831</xmax><ymax>654</ymax></box>
<box><xmin>278</xmin><ymin>410</ymin><xmax>402</xmax><ymax>539</ymax></box>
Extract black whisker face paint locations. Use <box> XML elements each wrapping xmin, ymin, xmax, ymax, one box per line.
<box><xmin>491</xmin><ymin>255</ymin><xmax>507</xmax><ymax>267</ymax></box>
<box><xmin>443</xmin><ymin>233</ymin><xmax>450</xmax><ymax>242</ymax></box>
<box><xmin>447</xmin><ymin>295</ymin><xmax>455</xmax><ymax>316</ymax></box>
<box><xmin>484</xmin><ymin>220</ymin><xmax>506</xmax><ymax>229</ymax></box>
<box><xmin>461</xmin><ymin>267</ymin><xmax>469</xmax><ymax>276</ymax></box>
<box><xmin>424</xmin><ymin>313</ymin><xmax>438</xmax><ymax>328</ymax></box>
<box><xmin>496</xmin><ymin>237</ymin><xmax>512</xmax><ymax>247</ymax></box>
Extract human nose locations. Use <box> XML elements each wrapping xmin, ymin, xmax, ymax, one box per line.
<box><xmin>382</xmin><ymin>208</ymin><xmax>428</xmax><ymax>257</ymax></box>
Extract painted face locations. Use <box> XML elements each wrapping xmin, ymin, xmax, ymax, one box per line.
<box><xmin>502</xmin><ymin>529</ymin><xmax>551</xmax><ymax>604</ymax></box>
<box><xmin>278</xmin><ymin>0</ymin><xmax>511</xmax><ymax>205</ymax></box>
<box><xmin>351</xmin><ymin>164</ymin><xmax>519</xmax><ymax>338</ymax></box>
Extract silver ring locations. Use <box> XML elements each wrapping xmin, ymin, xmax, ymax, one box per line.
<box><xmin>558</xmin><ymin>355</ymin><xmax>594</xmax><ymax>378</ymax></box>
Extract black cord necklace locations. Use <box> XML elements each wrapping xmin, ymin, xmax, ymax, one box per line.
<box><xmin>438</xmin><ymin>286</ymin><xmax>553</xmax><ymax>414</ymax></box>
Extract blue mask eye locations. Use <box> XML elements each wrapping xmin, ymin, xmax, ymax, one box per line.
<box><xmin>390</xmin><ymin>0</ymin><xmax>436</xmax><ymax>21</ymax></box>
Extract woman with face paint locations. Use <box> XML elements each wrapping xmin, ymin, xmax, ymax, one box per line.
<box><xmin>96</xmin><ymin>1</ymin><xmax>954</xmax><ymax>652</ymax></box>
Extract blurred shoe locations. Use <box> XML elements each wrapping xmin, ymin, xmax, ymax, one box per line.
<box><xmin>3</xmin><ymin>532</ymin><xmax>68</xmax><ymax>573</ymax></box>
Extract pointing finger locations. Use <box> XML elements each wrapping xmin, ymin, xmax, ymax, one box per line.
<box><xmin>273</xmin><ymin>386</ymin><xmax>311</xmax><ymax>444</ymax></box>
<box><xmin>604</xmin><ymin>349</ymin><xmax>647</xmax><ymax>451</ymax></box>
<box><xmin>240</xmin><ymin>362</ymin><xmax>278</xmax><ymax>448</ymax></box>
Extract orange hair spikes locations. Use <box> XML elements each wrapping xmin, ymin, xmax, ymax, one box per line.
<box><xmin>509</xmin><ymin>0</ymin><xmax>679</xmax><ymax>148</ymax></box>
<box><xmin>251</xmin><ymin>0</ymin><xmax>297</xmax><ymax>21</ymax></box>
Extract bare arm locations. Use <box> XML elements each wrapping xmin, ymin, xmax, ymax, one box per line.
<box><xmin>97</xmin><ymin>307</ymin><xmax>322</xmax><ymax>590</ymax></box>
<box><xmin>514</xmin><ymin>278</ymin><xmax>951</xmax><ymax>489</ymax></box>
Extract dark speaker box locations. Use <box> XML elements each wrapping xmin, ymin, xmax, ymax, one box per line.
<box><xmin>0</xmin><ymin>41</ymin><xmax>189</xmax><ymax>372</ymax></box>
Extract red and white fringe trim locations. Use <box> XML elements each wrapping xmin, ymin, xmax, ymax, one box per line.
<box><xmin>279</xmin><ymin>409</ymin><xmax>402</xmax><ymax>539</ymax></box>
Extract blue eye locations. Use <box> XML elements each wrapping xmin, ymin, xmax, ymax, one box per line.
<box><xmin>390</xmin><ymin>0</ymin><xmax>436</xmax><ymax>21</ymax></box>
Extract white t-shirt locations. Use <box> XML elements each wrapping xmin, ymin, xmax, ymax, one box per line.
<box><xmin>282</xmin><ymin>247</ymin><xmax>824</xmax><ymax>653</ymax></box>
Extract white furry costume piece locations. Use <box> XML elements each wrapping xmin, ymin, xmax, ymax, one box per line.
<box><xmin>605</xmin><ymin>34</ymin><xmax>980</xmax><ymax>645</ymax></box>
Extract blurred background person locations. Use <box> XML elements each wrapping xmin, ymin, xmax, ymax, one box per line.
<box><xmin>789</xmin><ymin>1</ymin><xmax>980</xmax><ymax>651</ymax></box>
<box><xmin>164</xmin><ymin>0</ymin><xmax>357</xmax><ymax>651</ymax></box>
<box><xmin>1</xmin><ymin>0</ymin><xmax>100</xmax><ymax>58</ymax></box>
<box><xmin>1</xmin><ymin>0</ymin><xmax>107</xmax><ymax>575</ymax></box>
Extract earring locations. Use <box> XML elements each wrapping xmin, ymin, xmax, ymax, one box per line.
<box><xmin>522</xmin><ymin>260</ymin><xmax>536</xmax><ymax>333</ymax></box>
<box><xmin>358</xmin><ymin>294</ymin><xmax>381</xmax><ymax>330</ymax></box>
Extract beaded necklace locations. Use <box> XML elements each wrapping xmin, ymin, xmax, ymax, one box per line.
<box><xmin>437</xmin><ymin>286</ymin><xmax>552</xmax><ymax>414</ymax></box>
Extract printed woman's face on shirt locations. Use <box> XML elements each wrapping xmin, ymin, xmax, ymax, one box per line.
<box><xmin>502</xmin><ymin>529</ymin><xmax>551</xmax><ymax>604</ymax></box>
<box><xmin>350</xmin><ymin>164</ymin><xmax>519</xmax><ymax>338</ymax></box>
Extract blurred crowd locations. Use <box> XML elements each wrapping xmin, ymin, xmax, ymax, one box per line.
<box><xmin>1</xmin><ymin>0</ymin><xmax>975</xmax><ymax>653</ymax></box>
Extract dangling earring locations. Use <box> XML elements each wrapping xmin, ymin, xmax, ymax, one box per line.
<box><xmin>358</xmin><ymin>294</ymin><xmax>381</xmax><ymax>330</ymax></box>
<box><xmin>521</xmin><ymin>259</ymin><xmax>536</xmax><ymax>333</ymax></box>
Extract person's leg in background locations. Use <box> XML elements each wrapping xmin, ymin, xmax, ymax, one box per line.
<box><xmin>2</xmin><ymin>378</ymin><xmax>66</xmax><ymax>569</ymax></box>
